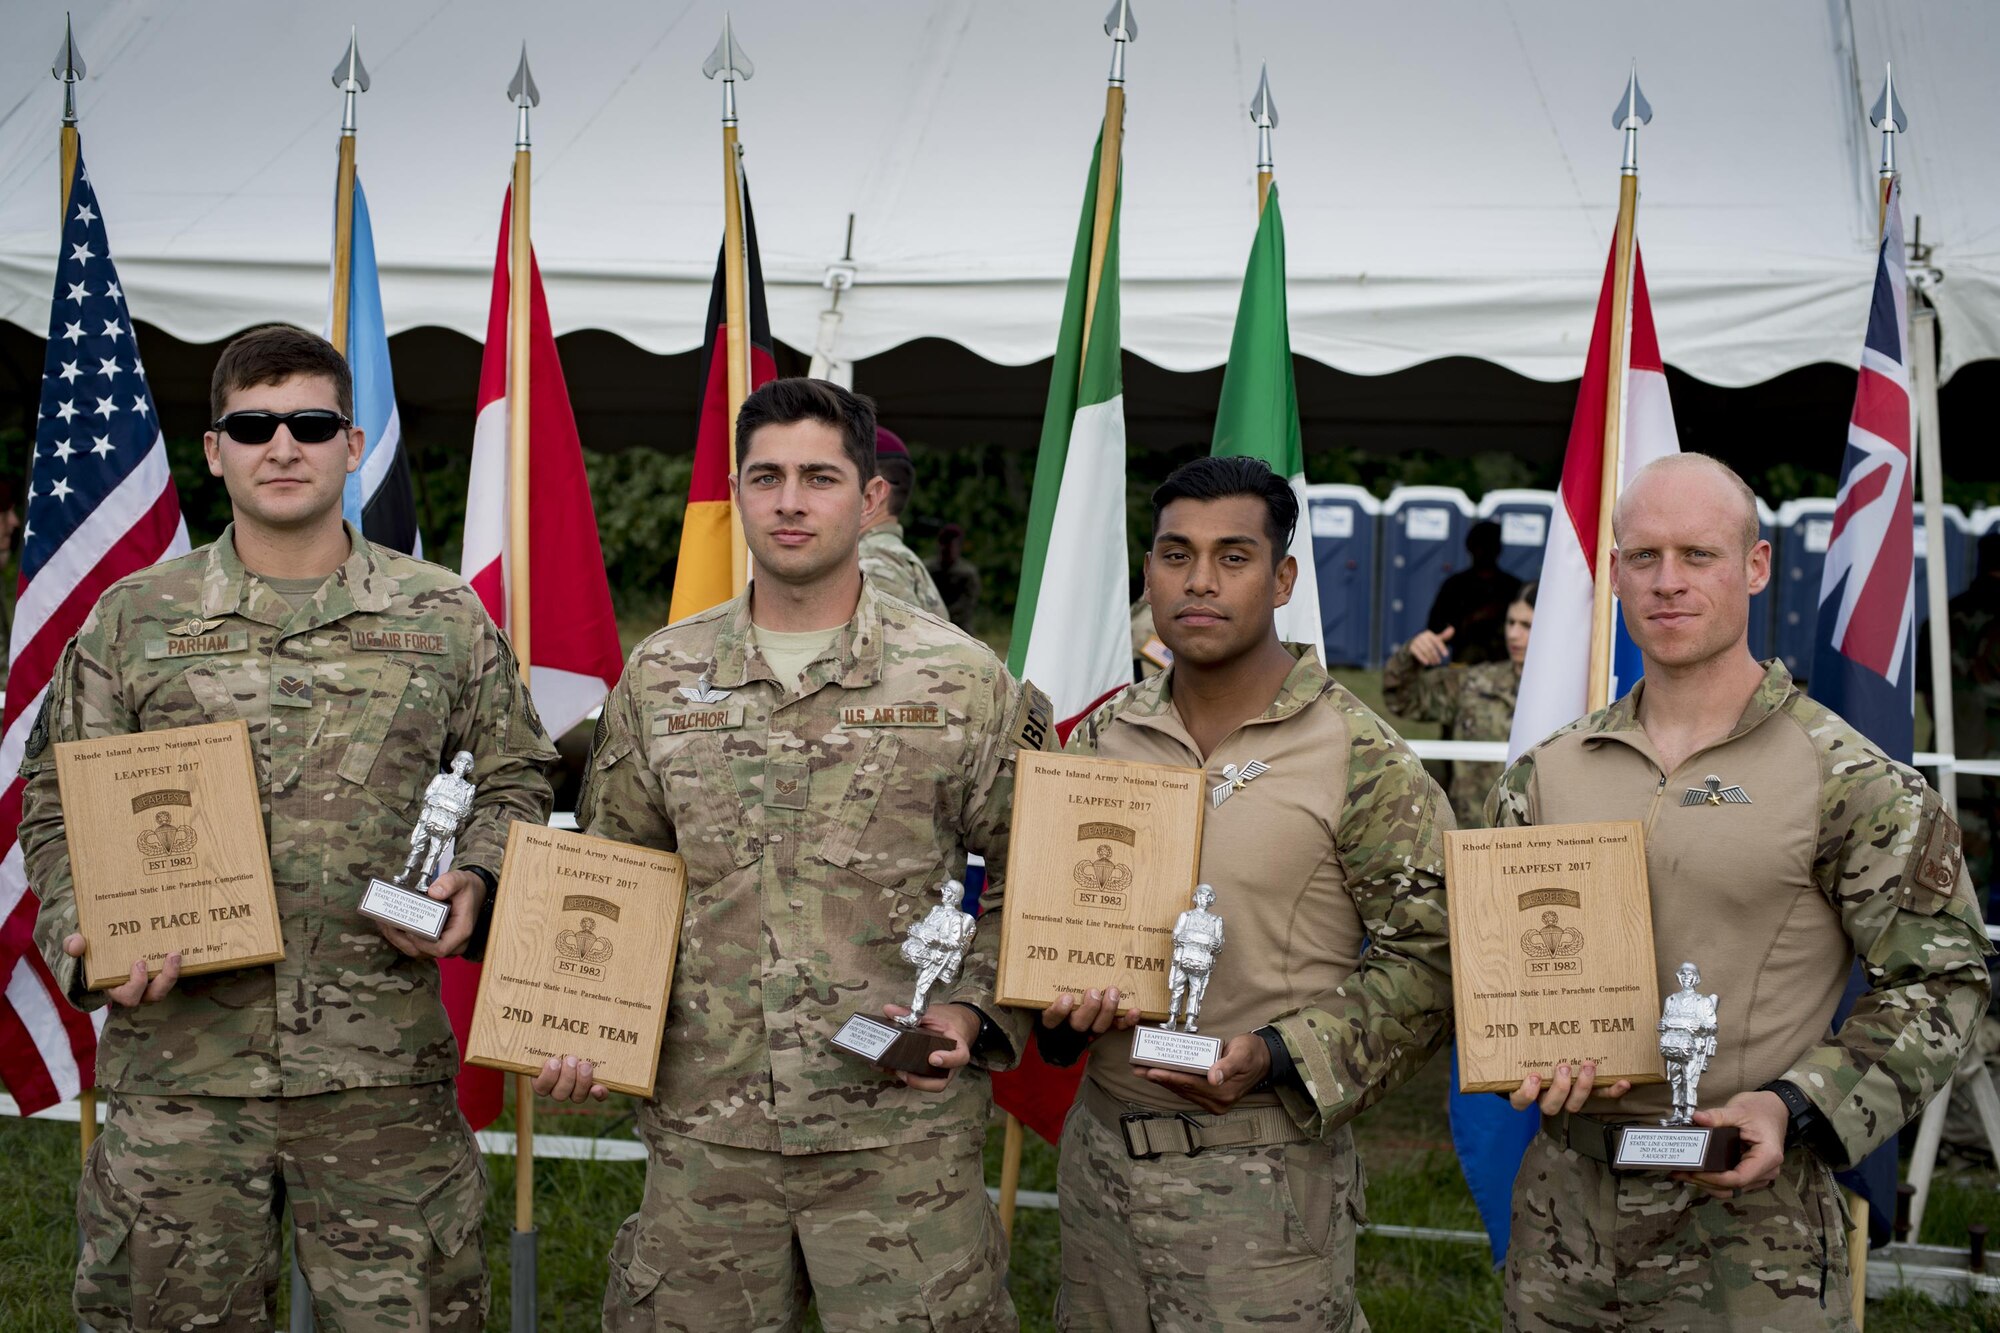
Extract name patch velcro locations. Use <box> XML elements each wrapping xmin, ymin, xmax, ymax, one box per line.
<box><xmin>661</xmin><ymin>706</ymin><xmax>745</xmax><ymax>735</ymax></box>
<box><xmin>839</xmin><ymin>703</ymin><xmax>944</xmax><ymax>727</ymax></box>
<box><xmin>143</xmin><ymin>632</ymin><xmax>248</xmax><ymax>661</ymax></box>
<box><xmin>351</xmin><ymin>629</ymin><xmax>448</xmax><ymax>655</ymax></box>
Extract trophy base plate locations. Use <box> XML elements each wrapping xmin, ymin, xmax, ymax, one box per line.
<box><xmin>830</xmin><ymin>1014</ymin><xmax>953</xmax><ymax>1074</ymax></box>
<box><xmin>1611</xmin><ymin>1123</ymin><xmax>1743</xmax><ymax>1173</ymax></box>
<box><xmin>1129</xmin><ymin>1025</ymin><xmax>1222</xmax><ymax>1074</ymax></box>
<box><xmin>358</xmin><ymin>879</ymin><xmax>447</xmax><ymax>941</ymax></box>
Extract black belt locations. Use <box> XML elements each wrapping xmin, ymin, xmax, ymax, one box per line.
<box><xmin>1082</xmin><ymin>1078</ymin><xmax>1307</xmax><ymax>1160</ymax></box>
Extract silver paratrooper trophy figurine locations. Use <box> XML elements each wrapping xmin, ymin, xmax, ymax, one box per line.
<box><xmin>1611</xmin><ymin>959</ymin><xmax>1743</xmax><ymax>1171</ymax></box>
<box><xmin>358</xmin><ymin>751</ymin><xmax>477</xmax><ymax>942</ymax></box>
<box><xmin>1131</xmin><ymin>883</ymin><xmax>1227</xmax><ymax>1072</ymax></box>
<box><xmin>832</xmin><ymin>878</ymin><xmax>978</xmax><ymax>1074</ymax></box>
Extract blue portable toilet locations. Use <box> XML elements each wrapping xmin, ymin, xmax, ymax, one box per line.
<box><xmin>1304</xmin><ymin>484</ymin><xmax>1382</xmax><ymax>669</ymax></box>
<box><xmin>1381</xmin><ymin>486</ymin><xmax>1476</xmax><ymax>656</ymax></box>
<box><xmin>1749</xmin><ymin>498</ymin><xmax>1777</xmax><ymax>662</ymax></box>
<box><xmin>1477</xmin><ymin>489</ymin><xmax>1559</xmax><ymax>585</ymax></box>
<box><xmin>1914</xmin><ymin>504</ymin><xmax>1974</xmax><ymax>632</ymax></box>
<box><xmin>1775</xmin><ymin>498</ymin><xmax>1835</xmax><ymax>678</ymax></box>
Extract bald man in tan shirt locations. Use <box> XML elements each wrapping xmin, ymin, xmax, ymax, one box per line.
<box><xmin>1037</xmin><ymin>456</ymin><xmax>1453</xmax><ymax>1333</ymax></box>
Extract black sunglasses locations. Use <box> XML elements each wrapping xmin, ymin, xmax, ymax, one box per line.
<box><xmin>210</xmin><ymin>409</ymin><xmax>351</xmax><ymax>445</ymax></box>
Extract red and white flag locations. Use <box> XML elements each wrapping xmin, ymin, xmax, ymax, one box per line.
<box><xmin>450</xmin><ymin>187</ymin><xmax>623</xmax><ymax>1128</ymax></box>
<box><xmin>1508</xmin><ymin>240</ymin><xmax>1680</xmax><ymax>759</ymax></box>
<box><xmin>0</xmin><ymin>156</ymin><xmax>188</xmax><ymax>1113</ymax></box>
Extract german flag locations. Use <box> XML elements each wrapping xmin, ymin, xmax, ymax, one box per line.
<box><xmin>670</xmin><ymin>181</ymin><xmax>777</xmax><ymax>621</ymax></box>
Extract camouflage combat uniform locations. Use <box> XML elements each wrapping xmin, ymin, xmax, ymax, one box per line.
<box><xmin>1053</xmin><ymin>646</ymin><xmax>1454</xmax><ymax>1333</ymax></box>
<box><xmin>24</xmin><ymin>524</ymin><xmax>558</xmax><ymax>1332</ymax></box>
<box><xmin>1488</xmin><ymin>660</ymin><xmax>1991</xmax><ymax>1332</ymax></box>
<box><xmin>1381</xmin><ymin>642</ymin><xmax>1520</xmax><ymax>828</ymax></box>
<box><xmin>579</xmin><ymin>580</ymin><xmax>1051</xmax><ymax>1332</ymax></box>
<box><xmin>858</xmin><ymin>520</ymin><xmax>949</xmax><ymax>620</ymax></box>
<box><xmin>1130</xmin><ymin>599</ymin><xmax>1169</xmax><ymax>679</ymax></box>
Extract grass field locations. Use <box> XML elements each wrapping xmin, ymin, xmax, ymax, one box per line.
<box><xmin>7</xmin><ymin>1056</ymin><xmax>2000</xmax><ymax>1331</ymax></box>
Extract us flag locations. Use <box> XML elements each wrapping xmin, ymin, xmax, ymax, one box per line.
<box><xmin>1811</xmin><ymin>178</ymin><xmax>1914</xmax><ymax>762</ymax></box>
<box><xmin>0</xmin><ymin>154</ymin><xmax>186</xmax><ymax>1114</ymax></box>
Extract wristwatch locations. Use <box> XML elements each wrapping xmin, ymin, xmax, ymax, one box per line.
<box><xmin>1760</xmin><ymin>1079</ymin><xmax>1824</xmax><ymax>1150</ymax></box>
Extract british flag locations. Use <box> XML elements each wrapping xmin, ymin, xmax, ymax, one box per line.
<box><xmin>1811</xmin><ymin>178</ymin><xmax>1914</xmax><ymax>764</ymax></box>
<box><xmin>0</xmin><ymin>154</ymin><xmax>186</xmax><ymax>1114</ymax></box>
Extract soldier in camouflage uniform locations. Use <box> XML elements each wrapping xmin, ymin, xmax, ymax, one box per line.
<box><xmin>23</xmin><ymin>326</ymin><xmax>558</xmax><ymax>1331</ymax></box>
<box><xmin>856</xmin><ymin>425</ymin><xmax>950</xmax><ymax>618</ymax></box>
<box><xmin>1489</xmin><ymin>455</ymin><xmax>1989</xmax><ymax>1332</ymax></box>
<box><xmin>535</xmin><ymin>378</ymin><xmax>1049</xmax><ymax>1332</ymax></box>
<box><xmin>1382</xmin><ymin>583</ymin><xmax>1535</xmax><ymax>828</ymax></box>
<box><xmin>1038</xmin><ymin>457</ymin><xmax>1453</xmax><ymax>1333</ymax></box>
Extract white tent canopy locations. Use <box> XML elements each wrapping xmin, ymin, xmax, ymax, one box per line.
<box><xmin>1</xmin><ymin>0</ymin><xmax>1996</xmax><ymax>387</ymax></box>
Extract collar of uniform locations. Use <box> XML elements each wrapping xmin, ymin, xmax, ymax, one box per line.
<box><xmin>1118</xmin><ymin>642</ymin><xmax>1332</xmax><ymax>740</ymax></box>
<box><xmin>708</xmin><ymin>580</ymin><xmax>886</xmax><ymax>692</ymax></box>
<box><xmin>200</xmin><ymin>521</ymin><xmax>394</xmax><ymax>628</ymax></box>
<box><xmin>863</xmin><ymin>520</ymin><xmax>905</xmax><ymax>543</ymax></box>
<box><xmin>1580</xmin><ymin>657</ymin><xmax>1797</xmax><ymax>760</ymax></box>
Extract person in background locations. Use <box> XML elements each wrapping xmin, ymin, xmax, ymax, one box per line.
<box><xmin>1424</xmin><ymin>519</ymin><xmax>1521</xmax><ymax>665</ymax></box>
<box><xmin>928</xmin><ymin>521</ymin><xmax>982</xmax><ymax>630</ymax></box>
<box><xmin>857</xmin><ymin>425</ymin><xmax>949</xmax><ymax>618</ymax></box>
<box><xmin>1130</xmin><ymin>595</ymin><xmax>1170</xmax><ymax>680</ymax></box>
<box><xmin>1383</xmin><ymin>582</ymin><xmax>1535</xmax><ymax>828</ymax></box>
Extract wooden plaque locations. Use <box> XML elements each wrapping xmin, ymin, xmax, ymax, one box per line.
<box><xmin>467</xmin><ymin>823</ymin><xmax>686</xmax><ymax>1097</ymax></box>
<box><xmin>996</xmin><ymin>752</ymin><xmax>1205</xmax><ymax>1019</ymax></box>
<box><xmin>1446</xmin><ymin>820</ymin><xmax>1667</xmax><ymax>1093</ymax></box>
<box><xmin>53</xmin><ymin>720</ymin><xmax>281</xmax><ymax>990</ymax></box>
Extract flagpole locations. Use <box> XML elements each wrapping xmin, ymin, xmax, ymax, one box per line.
<box><xmin>329</xmin><ymin>29</ymin><xmax>367</xmax><ymax>359</ymax></box>
<box><xmin>1587</xmin><ymin>68</ymin><xmax>1650</xmax><ymax>712</ymax></box>
<box><xmin>1080</xmin><ymin>0</ymin><xmax>1135</xmax><ymax>365</ymax></box>
<box><xmin>706</xmin><ymin>18</ymin><xmax>754</xmax><ymax>594</ymax></box>
<box><xmin>504</xmin><ymin>44</ymin><xmax>540</xmax><ymax>1328</ymax></box>
<box><xmin>52</xmin><ymin>10</ymin><xmax>94</xmax><ymax>1169</ymax></box>
<box><xmin>1251</xmin><ymin>62</ymin><xmax>1275</xmax><ymax>216</ymax></box>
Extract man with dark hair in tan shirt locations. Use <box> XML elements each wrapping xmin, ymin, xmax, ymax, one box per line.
<box><xmin>1493</xmin><ymin>453</ymin><xmax>1990</xmax><ymax>1331</ymax></box>
<box><xmin>1037</xmin><ymin>455</ymin><xmax>1454</xmax><ymax>1332</ymax></box>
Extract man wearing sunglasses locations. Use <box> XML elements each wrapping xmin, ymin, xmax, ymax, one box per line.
<box><xmin>22</xmin><ymin>323</ymin><xmax>558</xmax><ymax>1330</ymax></box>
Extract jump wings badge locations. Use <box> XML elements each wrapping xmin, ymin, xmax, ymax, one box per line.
<box><xmin>1519</xmin><ymin>909</ymin><xmax>1583</xmax><ymax>960</ymax></box>
<box><xmin>1209</xmin><ymin>759</ymin><xmax>1270</xmax><ymax>809</ymax></box>
<box><xmin>678</xmin><ymin>673</ymin><xmax>732</xmax><ymax>705</ymax></box>
<box><xmin>168</xmin><ymin>617</ymin><xmax>225</xmax><ymax>638</ymax></box>
<box><xmin>555</xmin><ymin>916</ymin><xmax>615</xmax><ymax>965</ymax></box>
<box><xmin>1682</xmin><ymin>774</ymin><xmax>1751</xmax><ymax>807</ymax></box>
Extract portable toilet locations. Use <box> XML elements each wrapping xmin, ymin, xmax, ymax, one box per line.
<box><xmin>1748</xmin><ymin>498</ymin><xmax>1777</xmax><ymax>662</ymax></box>
<box><xmin>1477</xmin><ymin>489</ymin><xmax>1559</xmax><ymax>586</ymax></box>
<box><xmin>1774</xmin><ymin>498</ymin><xmax>1836</xmax><ymax>677</ymax></box>
<box><xmin>1381</xmin><ymin>486</ymin><xmax>1476</xmax><ymax>655</ymax></box>
<box><xmin>1914</xmin><ymin>503</ymin><xmax>1974</xmax><ymax>631</ymax></box>
<box><xmin>1304</xmin><ymin>484</ymin><xmax>1382</xmax><ymax>668</ymax></box>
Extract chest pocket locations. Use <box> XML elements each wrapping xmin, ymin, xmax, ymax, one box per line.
<box><xmin>648</xmin><ymin>720</ymin><xmax>762</xmax><ymax>871</ymax></box>
<box><xmin>334</xmin><ymin>658</ymin><xmax>431</xmax><ymax>814</ymax></box>
<box><xmin>819</xmin><ymin>731</ymin><xmax>958</xmax><ymax>889</ymax></box>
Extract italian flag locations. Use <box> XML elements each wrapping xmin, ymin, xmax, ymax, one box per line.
<box><xmin>1008</xmin><ymin>127</ymin><xmax>1132</xmax><ymax>727</ymax></box>
<box><xmin>1209</xmin><ymin>183</ymin><xmax>1323</xmax><ymax>659</ymax></box>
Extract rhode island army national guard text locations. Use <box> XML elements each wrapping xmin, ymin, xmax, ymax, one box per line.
<box><xmin>22</xmin><ymin>326</ymin><xmax>558</xmax><ymax>1330</ymax></box>
<box><xmin>535</xmin><ymin>378</ymin><xmax>1052</xmax><ymax>1332</ymax></box>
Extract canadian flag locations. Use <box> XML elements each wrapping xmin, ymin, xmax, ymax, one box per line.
<box><xmin>450</xmin><ymin>187</ymin><xmax>624</xmax><ymax>1128</ymax></box>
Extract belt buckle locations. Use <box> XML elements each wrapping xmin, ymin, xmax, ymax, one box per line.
<box><xmin>1176</xmin><ymin>1112</ymin><xmax>1206</xmax><ymax>1158</ymax></box>
<box><xmin>1119</xmin><ymin>1111</ymin><xmax>1162</xmax><ymax>1161</ymax></box>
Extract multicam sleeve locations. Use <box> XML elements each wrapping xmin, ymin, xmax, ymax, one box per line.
<box><xmin>1270</xmin><ymin>716</ymin><xmax>1457</xmax><ymax>1141</ymax></box>
<box><xmin>947</xmin><ymin>666</ymin><xmax>1055</xmax><ymax>1070</ymax></box>
<box><xmin>576</xmin><ymin>655</ymin><xmax>677</xmax><ymax>856</ymax></box>
<box><xmin>1781</xmin><ymin>762</ymin><xmax>1993</xmax><ymax>1168</ymax></box>
<box><xmin>445</xmin><ymin>608</ymin><xmax>559</xmax><ymax>883</ymax></box>
<box><xmin>1381</xmin><ymin>644</ymin><xmax>1463</xmax><ymax>724</ymax></box>
<box><xmin>1484</xmin><ymin>750</ymin><xmax>1538</xmax><ymax>830</ymax></box>
<box><xmin>21</xmin><ymin>612</ymin><xmax>130</xmax><ymax>1009</ymax></box>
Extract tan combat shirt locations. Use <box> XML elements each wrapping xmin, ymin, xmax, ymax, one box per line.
<box><xmin>1489</xmin><ymin>660</ymin><xmax>1991</xmax><ymax>1165</ymax></box>
<box><xmin>578</xmin><ymin>579</ymin><xmax>1052</xmax><ymax>1153</ymax></box>
<box><xmin>23</xmin><ymin>525</ymin><xmax>559</xmax><ymax>1098</ymax></box>
<box><xmin>1066</xmin><ymin>646</ymin><xmax>1455</xmax><ymax>1139</ymax></box>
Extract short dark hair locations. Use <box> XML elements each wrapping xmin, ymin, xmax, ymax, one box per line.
<box><xmin>210</xmin><ymin>324</ymin><xmax>352</xmax><ymax>421</ymax></box>
<box><xmin>1150</xmin><ymin>455</ymin><xmax>1298</xmax><ymax>557</ymax></box>
<box><xmin>1517</xmin><ymin>580</ymin><xmax>1538</xmax><ymax>609</ymax></box>
<box><xmin>876</xmin><ymin>455</ymin><xmax>915</xmax><ymax>517</ymax></box>
<box><xmin>735</xmin><ymin>378</ymin><xmax>877</xmax><ymax>479</ymax></box>
<box><xmin>1467</xmin><ymin>520</ymin><xmax>1503</xmax><ymax>560</ymax></box>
